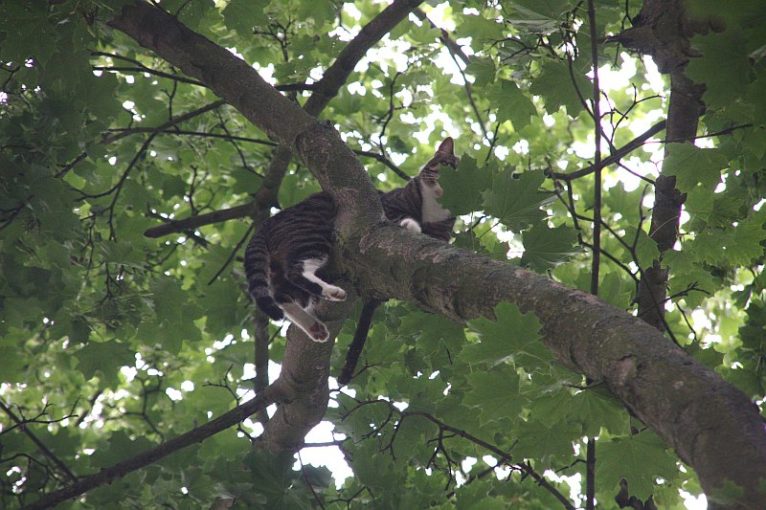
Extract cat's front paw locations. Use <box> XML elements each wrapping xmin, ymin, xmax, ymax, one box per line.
<box><xmin>400</xmin><ymin>218</ymin><xmax>422</xmax><ymax>233</ymax></box>
<box><xmin>308</xmin><ymin>321</ymin><xmax>330</xmax><ymax>342</ymax></box>
<box><xmin>323</xmin><ymin>285</ymin><xmax>347</xmax><ymax>302</ymax></box>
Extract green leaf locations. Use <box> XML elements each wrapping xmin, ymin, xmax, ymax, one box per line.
<box><xmin>599</xmin><ymin>271</ymin><xmax>633</xmax><ymax>309</ymax></box>
<box><xmin>458</xmin><ymin>14</ymin><xmax>505</xmax><ymax>42</ymax></box>
<box><xmin>300</xmin><ymin>465</ymin><xmax>333</xmax><ymax>489</ymax></box>
<box><xmin>0</xmin><ymin>345</ymin><xmax>27</xmax><ymax>382</ymax></box>
<box><xmin>296</xmin><ymin>0</ymin><xmax>336</xmax><ymax>26</ymax></box>
<box><xmin>75</xmin><ymin>341</ymin><xmax>134</xmax><ymax>387</ymax></box>
<box><xmin>663</xmin><ymin>143</ymin><xmax>728</xmax><ymax>191</ymax></box>
<box><xmin>687</xmin><ymin>29</ymin><xmax>752</xmax><ymax>108</ymax></box>
<box><xmin>466</xmin><ymin>58</ymin><xmax>496</xmax><ymax>87</ymax></box>
<box><xmin>150</xmin><ymin>277</ymin><xmax>203</xmax><ymax>352</ymax></box>
<box><xmin>482</xmin><ymin>170</ymin><xmax>551</xmax><ymax>230</ymax></box>
<box><xmin>464</xmin><ymin>366</ymin><xmax>526</xmax><ymax>423</ymax></box>
<box><xmin>507</xmin><ymin>0</ymin><xmax>571</xmax><ymax>26</ymax></box>
<box><xmin>438</xmin><ymin>156</ymin><xmax>493</xmax><ymax>215</ymax></box>
<box><xmin>513</xmin><ymin>418</ymin><xmax>580</xmax><ymax>460</ymax></box>
<box><xmin>462</xmin><ymin>302</ymin><xmax>543</xmax><ymax>366</ymax></box>
<box><xmin>521</xmin><ymin>223</ymin><xmax>579</xmax><ymax>271</ymax></box>
<box><xmin>530</xmin><ymin>60</ymin><xmax>589</xmax><ymax>116</ymax></box>
<box><xmin>490</xmin><ymin>80</ymin><xmax>537</xmax><ymax>130</ymax></box>
<box><xmin>91</xmin><ymin>431</ymin><xmax>154</xmax><ymax>468</ymax></box>
<box><xmin>597</xmin><ymin>431</ymin><xmax>679</xmax><ymax>500</ymax></box>
<box><xmin>624</xmin><ymin>227</ymin><xmax>661</xmax><ymax>269</ymax></box>
<box><xmin>222</xmin><ymin>0</ymin><xmax>269</xmax><ymax>34</ymax></box>
<box><xmin>243</xmin><ymin>449</ymin><xmax>295</xmax><ymax>498</ymax></box>
<box><xmin>568</xmin><ymin>390</ymin><xmax>629</xmax><ymax>436</ymax></box>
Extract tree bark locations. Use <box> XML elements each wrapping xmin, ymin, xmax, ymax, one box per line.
<box><xmin>108</xmin><ymin>2</ymin><xmax>766</xmax><ymax>508</ymax></box>
<box><xmin>617</xmin><ymin>0</ymin><xmax>706</xmax><ymax>330</ymax></box>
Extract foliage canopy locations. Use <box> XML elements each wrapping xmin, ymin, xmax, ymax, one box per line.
<box><xmin>1</xmin><ymin>1</ymin><xmax>766</xmax><ymax>509</ymax></box>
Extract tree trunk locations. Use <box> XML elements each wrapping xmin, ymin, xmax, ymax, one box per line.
<box><xmin>618</xmin><ymin>0</ymin><xmax>707</xmax><ymax>330</ymax></box>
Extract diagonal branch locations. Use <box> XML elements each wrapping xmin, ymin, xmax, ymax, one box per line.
<box><xmin>0</xmin><ymin>400</ymin><xmax>78</xmax><ymax>483</ymax></box>
<box><xmin>56</xmin><ymin>99</ymin><xmax>226</xmax><ymax>178</ymax></box>
<box><xmin>546</xmin><ymin>120</ymin><xmax>666</xmax><ymax>181</ymax></box>
<box><xmin>24</xmin><ymin>384</ymin><xmax>283</xmax><ymax>510</ymax></box>
<box><xmin>303</xmin><ymin>0</ymin><xmax>426</xmax><ymax>116</ymax></box>
<box><xmin>138</xmin><ymin>0</ymin><xmax>419</xmax><ymax>239</ymax></box>
<box><xmin>110</xmin><ymin>0</ymin><xmax>425</xmax><ymax>461</ymax></box>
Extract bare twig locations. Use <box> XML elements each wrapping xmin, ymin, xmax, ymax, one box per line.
<box><xmin>23</xmin><ymin>386</ymin><xmax>281</xmax><ymax>510</ymax></box>
<box><xmin>56</xmin><ymin>99</ymin><xmax>226</xmax><ymax>178</ymax></box>
<box><xmin>585</xmin><ymin>2</ymin><xmax>602</xmax><ymax>507</ymax></box>
<box><xmin>547</xmin><ymin>120</ymin><xmax>666</xmax><ymax>181</ymax></box>
<box><xmin>0</xmin><ymin>400</ymin><xmax>78</xmax><ymax>483</ymax></box>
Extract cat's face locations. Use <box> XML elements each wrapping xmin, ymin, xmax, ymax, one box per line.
<box><xmin>421</xmin><ymin>137</ymin><xmax>458</xmax><ymax>197</ymax></box>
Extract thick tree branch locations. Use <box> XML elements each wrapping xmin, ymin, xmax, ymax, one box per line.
<box><xmin>258</xmin><ymin>284</ymin><xmax>356</xmax><ymax>453</ymax></box>
<box><xmin>617</xmin><ymin>0</ymin><xmax>707</xmax><ymax>331</ymax></box>
<box><xmin>303</xmin><ymin>0</ymin><xmax>425</xmax><ymax>116</ymax></box>
<box><xmin>107</xmin><ymin>2</ymin><xmax>766</xmax><ymax>507</ymax></box>
<box><xmin>110</xmin><ymin>0</ymin><xmax>424</xmax><ymax>459</ymax></box>
<box><xmin>343</xmin><ymin>227</ymin><xmax>766</xmax><ymax>507</ymax></box>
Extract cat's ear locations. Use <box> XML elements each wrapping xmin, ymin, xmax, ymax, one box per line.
<box><xmin>436</xmin><ymin>137</ymin><xmax>454</xmax><ymax>157</ymax></box>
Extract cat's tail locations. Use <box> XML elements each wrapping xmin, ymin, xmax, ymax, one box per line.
<box><xmin>244</xmin><ymin>231</ymin><xmax>283</xmax><ymax>321</ymax></box>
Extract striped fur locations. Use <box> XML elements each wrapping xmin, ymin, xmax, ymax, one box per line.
<box><xmin>244</xmin><ymin>138</ymin><xmax>458</xmax><ymax>343</ymax></box>
<box><xmin>244</xmin><ymin>192</ymin><xmax>339</xmax><ymax>341</ymax></box>
<box><xmin>381</xmin><ymin>137</ymin><xmax>457</xmax><ymax>240</ymax></box>
<box><xmin>338</xmin><ymin>137</ymin><xmax>459</xmax><ymax>383</ymax></box>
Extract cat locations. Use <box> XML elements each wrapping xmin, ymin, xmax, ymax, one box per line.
<box><xmin>244</xmin><ymin>137</ymin><xmax>457</xmax><ymax>344</ymax></box>
<box><xmin>337</xmin><ymin>138</ymin><xmax>457</xmax><ymax>383</ymax></box>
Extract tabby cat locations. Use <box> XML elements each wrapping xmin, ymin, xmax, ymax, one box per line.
<box><xmin>244</xmin><ymin>138</ymin><xmax>457</xmax><ymax>344</ymax></box>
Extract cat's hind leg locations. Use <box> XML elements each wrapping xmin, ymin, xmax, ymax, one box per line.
<box><xmin>287</xmin><ymin>257</ymin><xmax>346</xmax><ymax>302</ymax></box>
<box><xmin>280</xmin><ymin>302</ymin><xmax>330</xmax><ymax>342</ymax></box>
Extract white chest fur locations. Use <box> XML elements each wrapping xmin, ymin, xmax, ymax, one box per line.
<box><xmin>419</xmin><ymin>180</ymin><xmax>451</xmax><ymax>223</ymax></box>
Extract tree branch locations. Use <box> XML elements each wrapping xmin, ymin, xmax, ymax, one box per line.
<box><xmin>342</xmin><ymin>225</ymin><xmax>766</xmax><ymax>505</ymax></box>
<box><xmin>546</xmin><ymin>120</ymin><xmax>666</xmax><ymax>181</ymax></box>
<box><xmin>303</xmin><ymin>0</ymin><xmax>426</xmax><ymax>116</ymax></box>
<box><xmin>56</xmin><ymin>99</ymin><xmax>226</xmax><ymax>178</ymax></box>
<box><xmin>585</xmin><ymin>2</ymin><xmax>602</xmax><ymax>507</ymax></box>
<box><xmin>24</xmin><ymin>384</ymin><xmax>283</xmax><ymax>510</ymax></box>
<box><xmin>137</xmin><ymin>0</ymin><xmax>416</xmax><ymax>239</ymax></box>
<box><xmin>617</xmin><ymin>0</ymin><xmax>706</xmax><ymax>331</ymax></box>
<box><xmin>414</xmin><ymin>8</ymin><xmax>490</xmax><ymax>143</ymax></box>
<box><xmin>0</xmin><ymin>400</ymin><xmax>78</xmax><ymax>483</ymax></box>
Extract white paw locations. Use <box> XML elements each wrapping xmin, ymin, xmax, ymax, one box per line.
<box><xmin>322</xmin><ymin>285</ymin><xmax>347</xmax><ymax>302</ymax></box>
<box><xmin>400</xmin><ymin>218</ymin><xmax>422</xmax><ymax>233</ymax></box>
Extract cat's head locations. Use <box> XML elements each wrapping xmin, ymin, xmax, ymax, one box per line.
<box><xmin>420</xmin><ymin>137</ymin><xmax>458</xmax><ymax>198</ymax></box>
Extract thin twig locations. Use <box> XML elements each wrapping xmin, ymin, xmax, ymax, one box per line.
<box><xmin>56</xmin><ymin>100</ymin><xmax>226</xmax><ymax>178</ymax></box>
<box><xmin>0</xmin><ymin>399</ymin><xmax>78</xmax><ymax>483</ymax></box>
<box><xmin>23</xmin><ymin>387</ymin><xmax>279</xmax><ymax>510</ymax></box>
<box><xmin>547</xmin><ymin>120</ymin><xmax>666</xmax><ymax>181</ymax></box>
<box><xmin>586</xmin><ymin>2</ymin><xmax>601</xmax><ymax>507</ymax></box>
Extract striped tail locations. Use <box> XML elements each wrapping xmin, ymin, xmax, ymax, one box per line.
<box><xmin>244</xmin><ymin>231</ymin><xmax>283</xmax><ymax>320</ymax></box>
